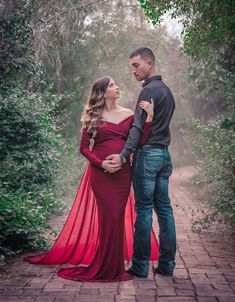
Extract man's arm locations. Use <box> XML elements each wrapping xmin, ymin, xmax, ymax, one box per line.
<box><xmin>107</xmin><ymin>87</ymin><xmax>152</xmax><ymax>164</ymax></box>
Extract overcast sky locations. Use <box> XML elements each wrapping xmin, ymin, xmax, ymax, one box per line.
<box><xmin>162</xmin><ymin>13</ymin><xmax>184</xmax><ymax>40</ymax></box>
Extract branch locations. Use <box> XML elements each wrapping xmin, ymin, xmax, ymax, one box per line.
<box><xmin>35</xmin><ymin>0</ymin><xmax>106</xmax><ymax>26</ymax></box>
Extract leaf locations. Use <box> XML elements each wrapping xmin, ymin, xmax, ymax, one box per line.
<box><xmin>220</xmin><ymin>118</ymin><xmax>233</xmax><ymax>129</ymax></box>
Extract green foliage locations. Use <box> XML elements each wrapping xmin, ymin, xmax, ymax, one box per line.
<box><xmin>0</xmin><ymin>0</ymin><xmax>37</xmax><ymax>90</ymax></box>
<box><xmin>182</xmin><ymin>1</ymin><xmax>234</xmax><ymax>59</ymax></box>
<box><xmin>184</xmin><ymin>116</ymin><xmax>235</xmax><ymax>229</ymax></box>
<box><xmin>188</xmin><ymin>52</ymin><xmax>235</xmax><ymax>111</ymax></box>
<box><xmin>0</xmin><ymin>1</ymin><xmax>69</xmax><ymax>263</ymax></box>
<box><xmin>220</xmin><ymin>117</ymin><xmax>235</xmax><ymax>130</ymax></box>
<box><xmin>0</xmin><ymin>87</ymin><xmax>67</xmax><ymax>263</ymax></box>
<box><xmin>0</xmin><ymin>188</ymin><xmax>52</xmax><ymax>259</ymax></box>
<box><xmin>138</xmin><ymin>0</ymin><xmax>235</xmax><ymax>59</ymax></box>
<box><xmin>0</xmin><ymin>88</ymin><xmax>65</xmax><ymax>191</ymax></box>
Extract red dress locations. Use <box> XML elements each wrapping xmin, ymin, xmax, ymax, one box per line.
<box><xmin>25</xmin><ymin>115</ymin><xmax>159</xmax><ymax>282</ymax></box>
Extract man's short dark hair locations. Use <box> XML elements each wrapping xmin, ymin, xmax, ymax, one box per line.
<box><xmin>129</xmin><ymin>47</ymin><xmax>155</xmax><ymax>64</ymax></box>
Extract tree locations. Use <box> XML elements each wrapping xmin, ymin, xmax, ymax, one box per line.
<box><xmin>138</xmin><ymin>0</ymin><xmax>234</xmax><ymax>58</ymax></box>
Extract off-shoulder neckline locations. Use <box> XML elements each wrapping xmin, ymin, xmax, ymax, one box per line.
<box><xmin>104</xmin><ymin>114</ymin><xmax>134</xmax><ymax>125</ymax></box>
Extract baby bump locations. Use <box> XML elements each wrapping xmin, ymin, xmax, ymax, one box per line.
<box><xmin>92</xmin><ymin>139</ymin><xmax>126</xmax><ymax>161</ymax></box>
<box><xmin>90</xmin><ymin>163</ymin><xmax>131</xmax><ymax>211</ymax></box>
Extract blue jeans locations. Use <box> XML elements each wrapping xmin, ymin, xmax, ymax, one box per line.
<box><xmin>132</xmin><ymin>146</ymin><xmax>176</xmax><ymax>276</ymax></box>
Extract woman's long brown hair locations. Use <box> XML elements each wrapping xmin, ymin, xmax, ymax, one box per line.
<box><xmin>81</xmin><ymin>76</ymin><xmax>111</xmax><ymax>138</ymax></box>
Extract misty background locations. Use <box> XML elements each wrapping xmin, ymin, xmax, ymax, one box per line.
<box><xmin>0</xmin><ymin>0</ymin><xmax>234</xmax><ymax>260</ymax></box>
<box><xmin>28</xmin><ymin>0</ymin><xmax>198</xmax><ymax>186</ymax></box>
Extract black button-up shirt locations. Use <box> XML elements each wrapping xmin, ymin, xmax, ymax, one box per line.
<box><xmin>120</xmin><ymin>75</ymin><xmax>175</xmax><ymax>159</ymax></box>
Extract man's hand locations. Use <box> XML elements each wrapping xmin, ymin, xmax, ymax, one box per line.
<box><xmin>106</xmin><ymin>154</ymin><xmax>122</xmax><ymax>165</ymax></box>
<box><xmin>130</xmin><ymin>153</ymin><xmax>134</xmax><ymax>166</ymax></box>
<box><xmin>102</xmin><ymin>159</ymin><xmax>122</xmax><ymax>173</ymax></box>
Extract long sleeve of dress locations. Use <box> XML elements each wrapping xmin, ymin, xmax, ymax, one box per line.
<box><xmin>139</xmin><ymin>121</ymin><xmax>152</xmax><ymax>145</ymax></box>
<box><xmin>79</xmin><ymin>128</ymin><xmax>103</xmax><ymax>168</ymax></box>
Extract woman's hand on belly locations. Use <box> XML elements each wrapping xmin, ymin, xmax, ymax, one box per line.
<box><xmin>102</xmin><ymin>160</ymin><xmax>122</xmax><ymax>173</ymax></box>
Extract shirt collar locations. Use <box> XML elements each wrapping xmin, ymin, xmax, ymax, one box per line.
<box><xmin>142</xmin><ymin>75</ymin><xmax>162</xmax><ymax>87</ymax></box>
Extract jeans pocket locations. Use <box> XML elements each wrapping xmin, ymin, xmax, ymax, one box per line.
<box><xmin>160</xmin><ymin>153</ymin><xmax>173</xmax><ymax>178</ymax></box>
<box><xmin>144</xmin><ymin>155</ymin><xmax>164</xmax><ymax>179</ymax></box>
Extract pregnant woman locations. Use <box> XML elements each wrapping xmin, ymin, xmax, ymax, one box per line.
<box><xmin>25</xmin><ymin>76</ymin><xmax>159</xmax><ymax>282</ymax></box>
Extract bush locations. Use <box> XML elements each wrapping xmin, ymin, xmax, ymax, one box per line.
<box><xmin>0</xmin><ymin>0</ymin><xmax>36</xmax><ymax>90</ymax></box>
<box><xmin>0</xmin><ymin>87</ymin><xmax>67</xmax><ymax>263</ymax></box>
<box><xmin>0</xmin><ymin>1</ymin><xmax>71</xmax><ymax>264</ymax></box>
<box><xmin>0</xmin><ymin>189</ymin><xmax>53</xmax><ymax>259</ymax></box>
<box><xmin>184</xmin><ymin>115</ymin><xmax>235</xmax><ymax>230</ymax></box>
<box><xmin>0</xmin><ymin>88</ymin><xmax>64</xmax><ymax>191</ymax></box>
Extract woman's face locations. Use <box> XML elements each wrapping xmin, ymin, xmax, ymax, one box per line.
<box><xmin>104</xmin><ymin>79</ymin><xmax>120</xmax><ymax>101</ymax></box>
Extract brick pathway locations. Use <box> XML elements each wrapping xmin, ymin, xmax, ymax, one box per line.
<box><xmin>1</xmin><ymin>166</ymin><xmax>235</xmax><ymax>302</ymax></box>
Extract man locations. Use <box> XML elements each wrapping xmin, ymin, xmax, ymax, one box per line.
<box><xmin>106</xmin><ymin>47</ymin><xmax>176</xmax><ymax>277</ymax></box>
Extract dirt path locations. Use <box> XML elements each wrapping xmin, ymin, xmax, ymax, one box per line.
<box><xmin>0</xmin><ymin>166</ymin><xmax>235</xmax><ymax>302</ymax></box>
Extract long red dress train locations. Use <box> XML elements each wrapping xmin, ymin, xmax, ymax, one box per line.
<box><xmin>25</xmin><ymin>116</ymin><xmax>159</xmax><ymax>282</ymax></box>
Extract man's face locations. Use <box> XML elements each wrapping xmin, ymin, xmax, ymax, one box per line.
<box><xmin>129</xmin><ymin>55</ymin><xmax>151</xmax><ymax>81</ymax></box>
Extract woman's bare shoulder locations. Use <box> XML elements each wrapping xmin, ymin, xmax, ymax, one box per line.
<box><xmin>118</xmin><ymin>107</ymin><xmax>134</xmax><ymax>116</ymax></box>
